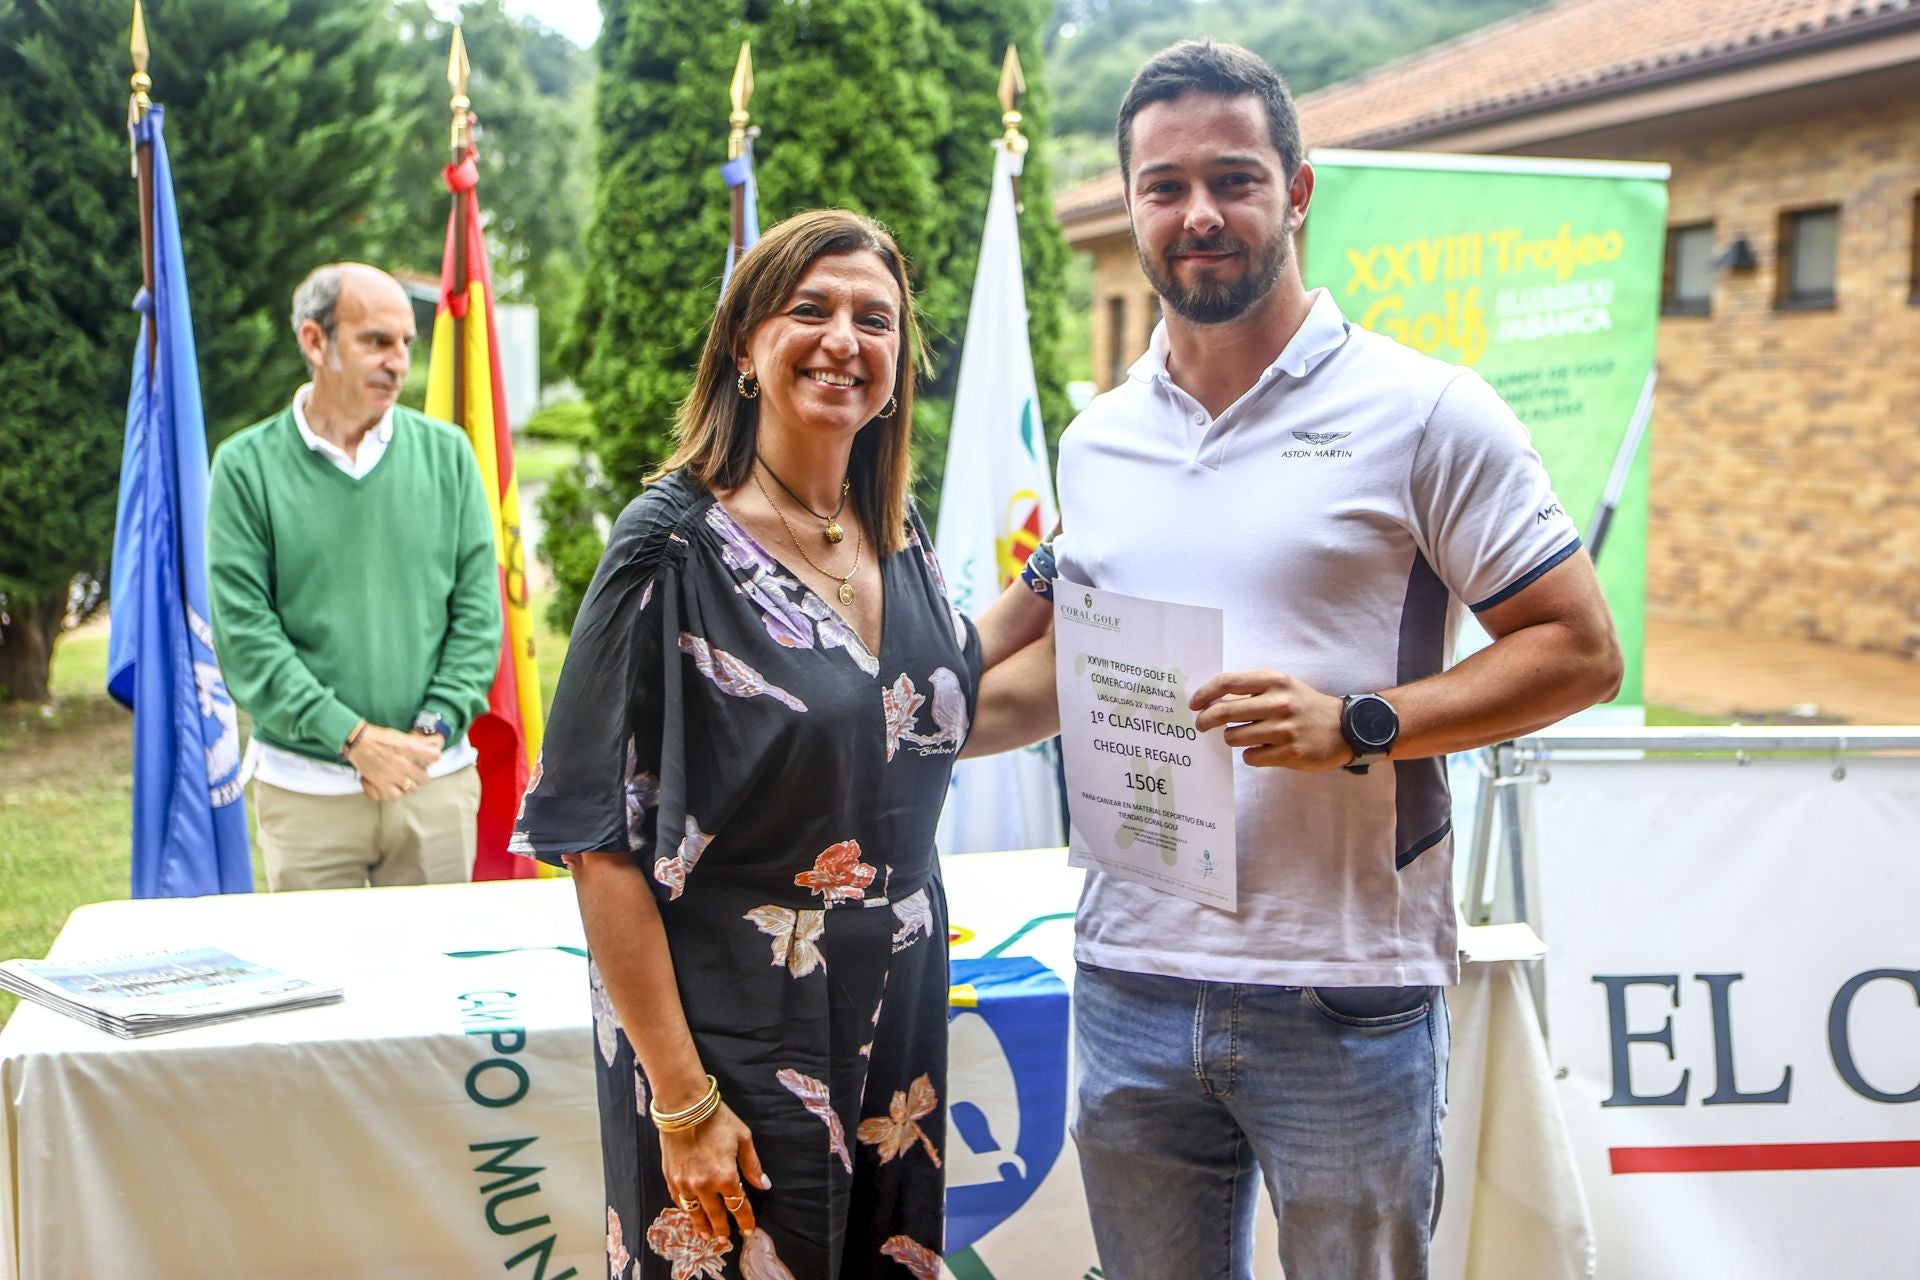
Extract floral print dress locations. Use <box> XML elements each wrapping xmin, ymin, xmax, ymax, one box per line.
<box><xmin>513</xmin><ymin>472</ymin><xmax>978</xmax><ymax>1280</ymax></box>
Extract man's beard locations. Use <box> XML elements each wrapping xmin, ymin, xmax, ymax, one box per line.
<box><xmin>1136</xmin><ymin>230</ymin><xmax>1287</xmax><ymax>325</ymax></box>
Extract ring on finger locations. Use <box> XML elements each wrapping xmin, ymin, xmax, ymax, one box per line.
<box><xmin>722</xmin><ymin>1191</ymin><xmax>747</xmax><ymax>1211</ymax></box>
<box><xmin>678</xmin><ymin>1196</ymin><xmax>699</xmax><ymax>1211</ymax></box>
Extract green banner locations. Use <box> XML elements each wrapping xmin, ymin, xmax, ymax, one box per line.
<box><xmin>1302</xmin><ymin>151</ymin><xmax>1669</xmax><ymax>708</ymax></box>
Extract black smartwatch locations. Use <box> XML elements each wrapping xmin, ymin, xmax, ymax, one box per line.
<box><xmin>1340</xmin><ymin>693</ymin><xmax>1399</xmax><ymax>774</ymax></box>
<box><xmin>412</xmin><ymin>710</ymin><xmax>453</xmax><ymax>743</ymax></box>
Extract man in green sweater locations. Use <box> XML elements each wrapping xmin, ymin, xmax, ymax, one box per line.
<box><xmin>208</xmin><ymin>263</ymin><xmax>501</xmax><ymax>890</ymax></box>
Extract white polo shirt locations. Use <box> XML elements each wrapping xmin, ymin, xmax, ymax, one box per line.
<box><xmin>292</xmin><ymin>382</ymin><xmax>393</xmax><ymax>480</ymax></box>
<box><xmin>1055</xmin><ymin>289</ymin><xmax>1579</xmax><ymax>987</ymax></box>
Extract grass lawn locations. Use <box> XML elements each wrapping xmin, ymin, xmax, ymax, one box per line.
<box><xmin>514</xmin><ymin>437</ymin><xmax>584</xmax><ymax>488</ymax></box>
<box><xmin>1</xmin><ymin>630</ymin><xmax>137</xmax><ymax>1025</ymax></box>
<box><xmin>1644</xmin><ymin>704</ymin><xmax>1727</xmax><ymax>728</ymax></box>
<box><xmin>0</xmin><ymin>595</ymin><xmax>1724</xmax><ymax>1030</ymax></box>
<box><xmin>0</xmin><ymin>599</ymin><xmax>573</xmax><ymax>1028</ymax></box>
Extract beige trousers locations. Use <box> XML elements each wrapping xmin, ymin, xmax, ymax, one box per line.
<box><xmin>254</xmin><ymin>766</ymin><xmax>480</xmax><ymax>892</ymax></box>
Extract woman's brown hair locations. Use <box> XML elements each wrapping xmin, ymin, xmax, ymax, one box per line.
<box><xmin>650</xmin><ymin>208</ymin><xmax>928</xmax><ymax>556</ymax></box>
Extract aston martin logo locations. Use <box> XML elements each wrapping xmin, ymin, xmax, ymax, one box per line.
<box><xmin>1285</xmin><ymin>429</ymin><xmax>1355</xmax><ymax>458</ymax></box>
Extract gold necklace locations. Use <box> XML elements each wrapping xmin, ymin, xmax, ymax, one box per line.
<box><xmin>757</xmin><ymin>454</ymin><xmax>850</xmax><ymax>544</ymax></box>
<box><xmin>751</xmin><ymin>464</ymin><xmax>863</xmax><ymax>606</ymax></box>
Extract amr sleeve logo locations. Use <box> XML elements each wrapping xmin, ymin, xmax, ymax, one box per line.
<box><xmin>944</xmin><ymin>956</ymin><xmax>1070</xmax><ymax>1252</ymax></box>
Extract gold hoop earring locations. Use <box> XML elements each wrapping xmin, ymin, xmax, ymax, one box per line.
<box><xmin>737</xmin><ymin>373</ymin><xmax>759</xmax><ymax>400</ymax></box>
<box><xmin>877</xmin><ymin>395</ymin><xmax>898</xmax><ymax>420</ymax></box>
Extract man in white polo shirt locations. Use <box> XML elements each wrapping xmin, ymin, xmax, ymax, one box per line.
<box><xmin>963</xmin><ymin>39</ymin><xmax>1622</xmax><ymax>1280</ymax></box>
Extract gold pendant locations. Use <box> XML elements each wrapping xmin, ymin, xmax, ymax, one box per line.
<box><xmin>824</xmin><ymin>521</ymin><xmax>844</xmax><ymax>544</ymax></box>
<box><xmin>838</xmin><ymin>582</ymin><xmax>855</xmax><ymax>606</ymax></box>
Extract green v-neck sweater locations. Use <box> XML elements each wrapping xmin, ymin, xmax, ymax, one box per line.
<box><xmin>207</xmin><ymin>406</ymin><xmax>501</xmax><ymax>763</ymax></box>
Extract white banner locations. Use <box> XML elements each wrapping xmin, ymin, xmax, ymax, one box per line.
<box><xmin>934</xmin><ymin>139</ymin><xmax>1064</xmax><ymax>856</ymax></box>
<box><xmin>1535</xmin><ymin>756</ymin><xmax>1920</xmax><ymax>1279</ymax></box>
<box><xmin>1</xmin><ymin>861</ymin><xmax>1586</xmax><ymax>1279</ymax></box>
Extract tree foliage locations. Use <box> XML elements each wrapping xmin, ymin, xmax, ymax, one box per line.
<box><xmin>563</xmin><ymin>0</ymin><xmax>1069</xmax><ymax>619</ymax></box>
<box><xmin>0</xmin><ymin>0</ymin><xmax>592</xmax><ymax>701</ymax></box>
<box><xmin>389</xmin><ymin>0</ymin><xmax>594</xmax><ymax>386</ymax></box>
<box><xmin>0</xmin><ymin>0</ymin><xmax>420</xmax><ymax>700</ymax></box>
<box><xmin>1045</xmin><ymin>0</ymin><xmax>1547</xmax><ymax>137</ymax></box>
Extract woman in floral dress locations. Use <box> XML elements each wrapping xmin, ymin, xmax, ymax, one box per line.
<box><xmin>513</xmin><ymin>210</ymin><xmax>972</xmax><ymax>1280</ymax></box>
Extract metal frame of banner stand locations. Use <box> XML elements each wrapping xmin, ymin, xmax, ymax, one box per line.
<box><xmin>1458</xmin><ymin>726</ymin><xmax>1920</xmax><ymax>1035</ymax></box>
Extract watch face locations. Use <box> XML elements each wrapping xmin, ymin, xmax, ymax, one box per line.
<box><xmin>1348</xmin><ymin>696</ymin><xmax>1397</xmax><ymax>748</ymax></box>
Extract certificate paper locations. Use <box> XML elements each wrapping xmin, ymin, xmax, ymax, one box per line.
<box><xmin>1055</xmin><ymin>583</ymin><xmax>1237</xmax><ymax>910</ymax></box>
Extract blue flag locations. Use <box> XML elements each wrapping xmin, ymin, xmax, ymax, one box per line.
<box><xmin>720</xmin><ymin>142</ymin><xmax>761</xmax><ymax>292</ymax></box>
<box><xmin>106</xmin><ymin>106</ymin><xmax>252</xmax><ymax>899</ymax></box>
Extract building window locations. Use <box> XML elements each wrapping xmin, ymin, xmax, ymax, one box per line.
<box><xmin>1662</xmin><ymin>223</ymin><xmax>1714</xmax><ymax>316</ymax></box>
<box><xmin>1777</xmin><ymin>206</ymin><xmax>1838</xmax><ymax>310</ymax></box>
<box><xmin>1106</xmin><ymin>296</ymin><xmax>1128</xmax><ymax>388</ymax></box>
<box><xmin>1910</xmin><ymin>194</ymin><xmax>1919</xmax><ymax>304</ymax></box>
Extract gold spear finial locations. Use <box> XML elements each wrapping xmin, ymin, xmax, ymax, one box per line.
<box><xmin>998</xmin><ymin>44</ymin><xmax>1028</xmax><ymax>156</ymax></box>
<box><xmin>129</xmin><ymin>0</ymin><xmax>152</xmax><ymax>120</ymax></box>
<box><xmin>728</xmin><ymin>41</ymin><xmax>754</xmax><ymax>161</ymax></box>
<box><xmin>128</xmin><ymin>0</ymin><xmax>153</xmax><ymax>172</ymax></box>
<box><xmin>448</xmin><ymin>25</ymin><xmax>473</xmax><ymax>153</ymax></box>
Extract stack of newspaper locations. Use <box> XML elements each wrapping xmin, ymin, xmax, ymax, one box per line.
<box><xmin>0</xmin><ymin>947</ymin><xmax>342</xmax><ymax>1038</ymax></box>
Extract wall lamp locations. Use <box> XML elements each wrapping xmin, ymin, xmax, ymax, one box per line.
<box><xmin>1714</xmin><ymin>236</ymin><xmax>1758</xmax><ymax>272</ymax></box>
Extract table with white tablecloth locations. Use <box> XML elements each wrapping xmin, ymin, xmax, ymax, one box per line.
<box><xmin>1</xmin><ymin>850</ymin><xmax>1591</xmax><ymax>1279</ymax></box>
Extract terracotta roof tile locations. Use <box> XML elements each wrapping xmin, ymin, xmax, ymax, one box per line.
<box><xmin>1295</xmin><ymin>0</ymin><xmax>1918</xmax><ymax>147</ymax></box>
<box><xmin>1054</xmin><ymin>171</ymin><xmax>1125</xmax><ymax>221</ymax></box>
<box><xmin>1054</xmin><ymin>0</ymin><xmax>1918</xmax><ymax>228</ymax></box>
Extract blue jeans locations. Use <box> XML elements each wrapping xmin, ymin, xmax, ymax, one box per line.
<box><xmin>1071</xmin><ymin>964</ymin><xmax>1449</xmax><ymax>1280</ymax></box>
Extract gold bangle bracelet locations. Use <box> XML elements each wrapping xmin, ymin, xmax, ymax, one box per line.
<box><xmin>653</xmin><ymin>1094</ymin><xmax>720</xmax><ymax>1133</ymax></box>
<box><xmin>651</xmin><ymin>1075</ymin><xmax>718</xmax><ymax>1125</ymax></box>
<box><xmin>650</xmin><ymin>1074</ymin><xmax>721</xmax><ymax>1132</ymax></box>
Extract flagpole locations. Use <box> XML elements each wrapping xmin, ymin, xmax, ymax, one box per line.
<box><xmin>929</xmin><ymin>43</ymin><xmax>1065</xmax><ymax>858</ymax></box>
<box><xmin>129</xmin><ymin>0</ymin><xmax>156</xmax><ymax>371</ymax></box>
<box><xmin>447</xmin><ymin>27</ymin><xmax>473</xmax><ymax>427</ymax></box>
<box><xmin>111</xmin><ymin>8</ymin><xmax>257</xmax><ymax>895</ymax></box>
<box><xmin>998</xmin><ymin>44</ymin><xmax>1027</xmax><ymax>212</ymax></box>
<box><xmin>728</xmin><ymin>41</ymin><xmax>754</xmax><ymax>272</ymax></box>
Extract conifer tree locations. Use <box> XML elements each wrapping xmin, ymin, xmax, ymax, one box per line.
<box><xmin>919</xmin><ymin>0</ymin><xmax>1074</xmax><ymax>516</ymax></box>
<box><xmin>562</xmin><ymin>0</ymin><xmax>1069</xmax><ymax>618</ymax></box>
<box><xmin>389</xmin><ymin>0</ymin><xmax>594</xmax><ymax>387</ymax></box>
<box><xmin>0</xmin><ymin>0</ymin><xmax>419</xmax><ymax>701</ymax></box>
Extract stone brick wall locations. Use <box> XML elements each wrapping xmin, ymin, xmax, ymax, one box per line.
<box><xmin>1587</xmin><ymin>99</ymin><xmax>1920</xmax><ymax>659</ymax></box>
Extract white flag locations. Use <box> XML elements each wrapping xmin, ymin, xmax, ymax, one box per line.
<box><xmin>935</xmin><ymin>140</ymin><xmax>1065</xmax><ymax>855</ymax></box>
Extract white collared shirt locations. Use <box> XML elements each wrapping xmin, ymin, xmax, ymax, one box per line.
<box><xmin>292</xmin><ymin>383</ymin><xmax>393</xmax><ymax>480</ymax></box>
<box><xmin>249</xmin><ymin>386</ymin><xmax>476</xmax><ymax>795</ymax></box>
<box><xmin>1056</xmin><ymin>289</ymin><xmax>1580</xmax><ymax>987</ymax></box>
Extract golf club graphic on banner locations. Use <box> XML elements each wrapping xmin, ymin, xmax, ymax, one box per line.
<box><xmin>1302</xmin><ymin>151</ymin><xmax>1669</xmax><ymax>715</ymax></box>
<box><xmin>945</xmin><ymin>957</ymin><xmax>1069</xmax><ymax>1254</ymax></box>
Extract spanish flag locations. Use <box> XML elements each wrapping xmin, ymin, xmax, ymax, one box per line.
<box><xmin>425</xmin><ymin>149</ymin><xmax>544</xmax><ymax>880</ymax></box>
